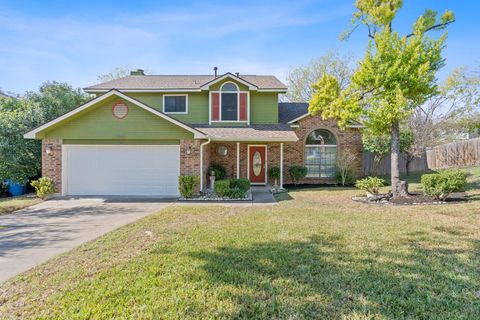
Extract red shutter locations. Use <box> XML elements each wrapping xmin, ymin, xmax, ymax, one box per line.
<box><xmin>239</xmin><ymin>93</ymin><xmax>247</xmax><ymax>121</ymax></box>
<box><xmin>211</xmin><ymin>93</ymin><xmax>220</xmax><ymax>121</ymax></box>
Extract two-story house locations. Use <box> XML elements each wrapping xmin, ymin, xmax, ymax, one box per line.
<box><xmin>25</xmin><ymin>70</ymin><xmax>363</xmax><ymax>196</ymax></box>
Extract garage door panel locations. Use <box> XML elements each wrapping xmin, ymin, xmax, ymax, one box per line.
<box><xmin>64</xmin><ymin>145</ymin><xmax>180</xmax><ymax>196</ymax></box>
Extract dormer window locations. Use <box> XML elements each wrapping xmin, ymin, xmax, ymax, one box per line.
<box><xmin>210</xmin><ymin>80</ymin><xmax>248</xmax><ymax>123</ymax></box>
<box><xmin>221</xmin><ymin>82</ymin><xmax>238</xmax><ymax>121</ymax></box>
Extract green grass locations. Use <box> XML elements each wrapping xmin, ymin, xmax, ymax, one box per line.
<box><xmin>1</xmin><ymin>184</ymin><xmax>479</xmax><ymax>319</ymax></box>
<box><xmin>0</xmin><ymin>195</ymin><xmax>41</xmax><ymax>215</ymax></box>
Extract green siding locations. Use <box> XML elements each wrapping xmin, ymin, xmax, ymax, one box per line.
<box><xmin>128</xmin><ymin>92</ymin><xmax>209</xmax><ymax>124</ymax></box>
<box><xmin>40</xmin><ymin>95</ymin><xmax>193</xmax><ymax>140</ymax></box>
<box><xmin>250</xmin><ymin>92</ymin><xmax>278</xmax><ymax>124</ymax></box>
<box><xmin>63</xmin><ymin>139</ymin><xmax>179</xmax><ymax>145</ymax></box>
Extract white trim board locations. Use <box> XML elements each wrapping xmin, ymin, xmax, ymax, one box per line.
<box><xmin>24</xmin><ymin>90</ymin><xmax>206</xmax><ymax>139</ymax></box>
<box><xmin>200</xmin><ymin>73</ymin><xmax>258</xmax><ymax>91</ymax></box>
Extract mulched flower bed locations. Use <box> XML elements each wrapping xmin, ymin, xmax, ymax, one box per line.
<box><xmin>352</xmin><ymin>191</ymin><xmax>469</xmax><ymax>206</ymax></box>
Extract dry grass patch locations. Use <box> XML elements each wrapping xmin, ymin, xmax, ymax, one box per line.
<box><xmin>0</xmin><ymin>195</ymin><xmax>41</xmax><ymax>216</ymax></box>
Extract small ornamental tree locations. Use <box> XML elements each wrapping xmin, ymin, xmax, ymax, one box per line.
<box><xmin>309</xmin><ymin>1</ymin><xmax>454</xmax><ymax>198</ymax></box>
<box><xmin>336</xmin><ymin>151</ymin><xmax>357</xmax><ymax>186</ymax></box>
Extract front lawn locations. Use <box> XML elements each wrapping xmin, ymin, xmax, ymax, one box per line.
<box><xmin>1</xmin><ymin>186</ymin><xmax>479</xmax><ymax>319</ymax></box>
<box><xmin>0</xmin><ymin>195</ymin><xmax>41</xmax><ymax>216</ymax></box>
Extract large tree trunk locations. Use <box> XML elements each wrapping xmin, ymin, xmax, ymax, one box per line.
<box><xmin>391</xmin><ymin>122</ymin><xmax>409</xmax><ymax>198</ymax></box>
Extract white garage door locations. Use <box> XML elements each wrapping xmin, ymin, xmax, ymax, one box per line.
<box><xmin>63</xmin><ymin>145</ymin><xmax>180</xmax><ymax>196</ymax></box>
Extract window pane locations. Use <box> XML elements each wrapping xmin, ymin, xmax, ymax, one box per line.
<box><xmin>164</xmin><ymin>96</ymin><xmax>186</xmax><ymax>113</ymax></box>
<box><xmin>305</xmin><ymin>147</ymin><xmax>320</xmax><ymax>164</ymax></box>
<box><xmin>306</xmin><ymin>165</ymin><xmax>320</xmax><ymax>178</ymax></box>
<box><xmin>304</xmin><ymin>146</ymin><xmax>336</xmax><ymax>178</ymax></box>
<box><xmin>306</xmin><ymin>129</ymin><xmax>336</xmax><ymax>145</ymax></box>
<box><xmin>221</xmin><ymin>83</ymin><xmax>238</xmax><ymax>92</ymax></box>
<box><xmin>221</xmin><ymin>93</ymin><xmax>238</xmax><ymax>120</ymax></box>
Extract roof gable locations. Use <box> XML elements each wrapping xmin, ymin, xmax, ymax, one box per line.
<box><xmin>24</xmin><ymin>90</ymin><xmax>206</xmax><ymax>139</ymax></box>
<box><xmin>200</xmin><ymin>73</ymin><xmax>257</xmax><ymax>91</ymax></box>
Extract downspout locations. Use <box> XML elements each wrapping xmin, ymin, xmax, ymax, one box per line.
<box><xmin>200</xmin><ymin>138</ymin><xmax>211</xmax><ymax>192</ymax></box>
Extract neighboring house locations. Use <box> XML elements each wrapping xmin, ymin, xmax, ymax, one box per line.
<box><xmin>25</xmin><ymin>70</ymin><xmax>363</xmax><ymax>196</ymax></box>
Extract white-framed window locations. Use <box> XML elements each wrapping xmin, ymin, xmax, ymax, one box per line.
<box><xmin>163</xmin><ymin>94</ymin><xmax>188</xmax><ymax>114</ymax></box>
<box><xmin>221</xmin><ymin>82</ymin><xmax>238</xmax><ymax>121</ymax></box>
<box><xmin>304</xmin><ymin>129</ymin><xmax>337</xmax><ymax>178</ymax></box>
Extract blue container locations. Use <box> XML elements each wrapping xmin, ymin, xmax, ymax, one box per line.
<box><xmin>7</xmin><ymin>181</ymin><xmax>26</xmax><ymax>196</ymax></box>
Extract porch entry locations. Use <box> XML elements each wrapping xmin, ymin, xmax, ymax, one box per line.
<box><xmin>248</xmin><ymin>145</ymin><xmax>267</xmax><ymax>184</ymax></box>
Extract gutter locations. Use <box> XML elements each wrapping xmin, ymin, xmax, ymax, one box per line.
<box><xmin>199</xmin><ymin>138</ymin><xmax>211</xmax><ymax>192</ymax></box>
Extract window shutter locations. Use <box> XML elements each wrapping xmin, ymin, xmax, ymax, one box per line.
<box><xmin>211</xmin><ymin>93</ymin><xmax>220</xmax><ymax>121</ymax></box>
<box><xmin>239</xmin><ymin>93</ymin><xmax>247</xmax><ymax>121</ymax></box>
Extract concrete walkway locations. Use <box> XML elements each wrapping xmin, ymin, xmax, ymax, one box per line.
<box><xmin>0</xmin><ymin>198</ymin><xmax>171</xmax><ymax>283</ymax></box>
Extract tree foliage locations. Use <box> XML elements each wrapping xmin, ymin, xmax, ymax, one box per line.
<box><xmin>0</xmin><ymin>82</ymin><xmax>89</xmax><ymax>183</ymax></box>
<box><xmin>309</xmin><ymin>0</ymin><xmax>454</xmax><ymax>196</ymax></box>
<box><xmin>285</xmin><ymin>52</ymin><xmax>353</xmax><ymax>102</ymax></box>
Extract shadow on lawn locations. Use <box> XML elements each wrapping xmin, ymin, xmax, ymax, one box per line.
<box><xmin>189</xmin><ymin>234</ymin><xmax>480</xmax><ymax>319</ymax></box>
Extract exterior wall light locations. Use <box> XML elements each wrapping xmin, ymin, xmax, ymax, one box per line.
<box><xmin>45</xmin><ymin>145</ymin><xmax>53</xmax><ymax>156</ymax></box>
<box><xmin>186</xmin><ymin>146</ymin><xmax>192</xmax><ymax>155</ymax></box>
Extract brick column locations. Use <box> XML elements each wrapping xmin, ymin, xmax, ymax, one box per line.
<box><xmin>180</xmin><ymin>139</ymin><xmax>207</xmax><ymax>192</ymax></box>
<box><xmin>42</xmin><ymin>139</ymin><xmax>62</xmax><ymax>193</ymax></box>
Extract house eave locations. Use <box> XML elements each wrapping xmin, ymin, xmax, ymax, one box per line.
<box><xmin>208</xmin><ymin>137</ymin><xmax>298</xmax><ymax>142</ymax></box>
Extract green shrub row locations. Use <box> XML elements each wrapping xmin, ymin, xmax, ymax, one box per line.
<box><xmin>214</xmin><ymin>178</ymin><xmax>251</xmax><ymax>199</ymax></box>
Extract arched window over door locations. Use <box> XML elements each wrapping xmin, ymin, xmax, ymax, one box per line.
<box><xmin>304</xmin><ymin>129</ymin><xmax>337</xmax><ymax>178</ymax></box>
<box><xmin>221</xmin><ymin>82</ymin><xmax>238</xmax><ymax>121</ymax></box>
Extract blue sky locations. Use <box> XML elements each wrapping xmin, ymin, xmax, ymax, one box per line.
<box><xmin>0</xmin><ymin>0</ymin><xmax>478</xmax><ymax>94</ymax></box>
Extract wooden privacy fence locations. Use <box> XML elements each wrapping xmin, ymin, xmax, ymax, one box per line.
<box><xmin>363</xmin><ymin>151</ymin><xmax>428</xmax><ymax>176</ymax></box>
<box><xmin>426</xmin><ymin>138</ymin><xmax>480</xmax><ymax>169</ymax></box>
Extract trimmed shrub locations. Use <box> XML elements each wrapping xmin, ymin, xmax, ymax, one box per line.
<box><xmin>209</xmin><ymin>164</ymin><xmax>226</xmax><ymax>180</ymax></box>
<box><xmin>421</xmin><ymin>169</ymin><xmax>467</xmax><ymax>200</ymax></box>
<box><xmin>178</xmin><ymin>175</ymin><xmax>199</xmax><ymax>198</ymax></box>
<box><xmin>228</xmin><ymin>178</ymin><xmax>251</xmax><ymax>199</ymax></box>
<box><xmin>355</xmin><ymin>176</ymin><xmax>384</xmax><ymax>194</ymax></box>
<box><xmin>30</xmin><ymin>177</ymin><xmax>55</xmax><ymax>199</ymax></box>
<box><xmin>214</xmin><ymin>180</ymin><xmax>230</xmax><ymax>197</ymax></box>
<box><xmin>268</xmin><ymin>167</ymin><xmax>280</xmax><ymax>185</ymax></box>
<box><xmin>289</xmin><ymin>166</ymin><xmax>307</xmax><ymax>186</ymax></box>
<box><xmin>228</xmin><ymin>188</ymin><xmax>247</xmax><ymax>199</ymax></box>
<box><xmin>230</xmin><ymin>178</ymin><xmax>250</xmax><ymax>192</ymax></box>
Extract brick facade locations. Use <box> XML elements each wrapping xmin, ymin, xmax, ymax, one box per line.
<box><xmin>180</xmin><ymin>139</ymin><xmax>212</xmax><ymax>191</ymax></box>
<box><xmin>284</xmin><ymin>115</ymin><xmax>363</xmax><ymax>184</ymax></box>
<box><xmin>41</xmin><ymin>115</ymin><xmax>363</xmax><ymax>194</ymax></box>
<box><xmin>42</xmin><ymin>139</ymin><xmax>62</xmax><ymax>193</ymax></box>
<box><xmin>205</xmin><ymin>114</ymin><xmax>363</xmax><ymax>186</ymax></box>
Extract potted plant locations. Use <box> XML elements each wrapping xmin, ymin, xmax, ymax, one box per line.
<box><xmin>268</xmin><ymin>167</ymin><xmax>280</xmax><ymax>191</ymax></box>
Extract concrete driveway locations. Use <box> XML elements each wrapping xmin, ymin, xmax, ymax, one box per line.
<box><xmin>0</xmin><ymin>198</ymin><xmax>172</xmax><ymax>283</ymax></box>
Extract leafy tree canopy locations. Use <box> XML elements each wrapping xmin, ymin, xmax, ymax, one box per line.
<box><xmin>0</xmin><ymin>82</ymin><xmax>89</xmax><ymax>183</ymax></box>
<box><xmin>309</xmin><ymin>0</ymin><xmax>454</xmax><ymax>196</ymax></box>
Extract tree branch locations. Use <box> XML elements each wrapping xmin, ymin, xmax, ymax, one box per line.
<box><xmin>406</xmin><ymin>20</ymin><xmax>455</xmax><ymax>38</ymax></box>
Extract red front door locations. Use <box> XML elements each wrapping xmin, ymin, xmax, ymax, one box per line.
<box><xmin>249</xmin><ymin>146</ymin><xmax>266</xmax><ymax>184</ymax></box>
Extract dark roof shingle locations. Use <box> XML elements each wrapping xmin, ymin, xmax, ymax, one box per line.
<box><xmin>85</xmin><ymin>74</ymin><xmax>287</xmax><ymax>91</ymax></box>
<box><xmin>192</xmin><ymin>124</ymin><xmax>298</xmax><ymax>142</ymax></box>
<box><xmin>278</xmin><ymin>102</ymin><xmax>309</xmax><ymax>123</ymax></box>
